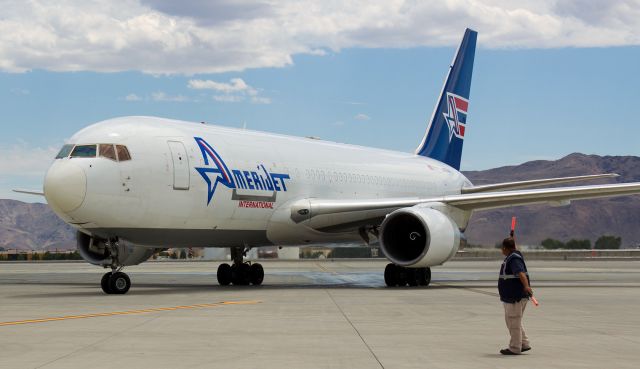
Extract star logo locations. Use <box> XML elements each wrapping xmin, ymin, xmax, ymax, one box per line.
<box><xmin>194</xmin><ymin>137</ymin><xmax>235</xmax><ymax>205</ymax></box>
<box><xmin>442</xmin><ymin>92</ymin><xmax>469</xmax><ymax>142</ymax></box>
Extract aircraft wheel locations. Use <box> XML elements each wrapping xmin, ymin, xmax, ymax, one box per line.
<box><xmin>418</xmin><ymin>267</ymin><xmax>432</xmax><ymax>286</ymax></box>
<box><xmin>250</xmin><ymin>263</ymin><xmax>264</xmax><ymax>286</ymax></box>
<box><xmin>108</xmin><ymin>272</ymin><xmax>131</xmax><ymax>294</ymax></box>
<box><xmin>217</xmin><ymin>263</ymin><xmax>232</xmax><ymax>286</ymax></box>
<box><xmin>396</xmin><ymin>267</ymin><xmax>409</xmax><ymax>287</ymax></box>
<box><xmin>384</xmin><ymin>263</ymin><xmax>399</xmax><ymax>287</ymax></box>
<box><xmin>406</xmin><ymin>268</ymin><xmax>419</xmax><ymax>286</ymax></box>
<box><xmin>101</xmin><ymin>272</ymin><xmax>113</xmax><ymax>294</ymax></box>
<box><xmin>232</xmin><ymin>263</ymin><xmax>251</xmax><ymax>285</ymax></box>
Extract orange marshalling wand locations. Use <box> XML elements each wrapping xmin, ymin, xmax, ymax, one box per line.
<box><xmin>530</xmin><ymin>296</ymin><xmax>539</xmax><ymax>307</ymax></box>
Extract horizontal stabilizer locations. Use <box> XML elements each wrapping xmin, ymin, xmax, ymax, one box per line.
<box><xmin>12</xmin><ymin>189</ymin><xmax>45</xmax><ymax>196</ymax></box>
<box><xmin>461</xmin><ymin>173</ymin><xmax>619</xmax><ymax>194</ymax></box>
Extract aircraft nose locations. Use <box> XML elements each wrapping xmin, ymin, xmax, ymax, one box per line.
<box><xmin>44</xmin><ymin>161</ymin><xmax>87</xmax><ymax>213</ymax></box>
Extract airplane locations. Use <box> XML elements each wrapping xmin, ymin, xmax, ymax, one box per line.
<box><xmin>15</xmin><ymin>28</ymin><xmax>640</xmax><ymax>294</ymax></box>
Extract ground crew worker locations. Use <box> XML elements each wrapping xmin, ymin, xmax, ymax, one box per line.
<box><xmin>498</xmin><ymin>237</ymin><xmax>532</xmax><ymax>355</ymax></box>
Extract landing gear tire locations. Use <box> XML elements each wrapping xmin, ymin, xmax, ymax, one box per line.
<box><xmin>417</xmin><ymin>267</ymin><xmax>431</xmax><ymax>286</ymax></box>
<box><xmin>250</xmin><ymin>263</ymin><xmax>264</xmax><ymax>286</ymax></box>
<box><xmin>217</xmin><ymin>263</ymin><xmax>232</xmax><ymax>286</ymax></box>
<box><xmin>384</xmin><ymin>263</ymin><xmax>399</xmax><ymax>287</ymax></box>
<box><xmin>108</xmin><ymin>272</ymin><xmax>131</xmax><ymax>294</ymax></box>
<box><xmin>101</xmin><ymin>272</ymin><xmax>112</xmax><ymax>294</ymax></box>
<box><xmin>406</xmin><ymin>268</ymin><xmax>419</xmax><ymax>287</ymax></box>
<box><xmin>232</xmin><ymin>263</ymin><xmax>251</xmax><ymax>285</ymax></box>
<box><xmin>385</xmin><ymin>264</ymin><xmax>431</xmax><ymax>288</ymax></box>
<box><xmin>218</xmin><ymin>247</ymin><xmax>265</xmax><ymax>287</ymax></box>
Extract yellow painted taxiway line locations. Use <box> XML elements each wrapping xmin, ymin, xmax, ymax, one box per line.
<box><xmin>0</xmin><ymin>300</ymin><xmax>261</xmax><ymax>327</ymax></box>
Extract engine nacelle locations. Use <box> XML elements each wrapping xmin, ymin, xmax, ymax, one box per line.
<box><xmin>379</xmin><ymin>206</ymin><xmax>461</xmax><ymax>268</ymax></box>
<box><xmin>76</xmin><ymin>232</ymin><xmax>156</xmax><ymax>267</ymax></box>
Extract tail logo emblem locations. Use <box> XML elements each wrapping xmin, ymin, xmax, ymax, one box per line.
<box><xmin>443</xmin><ymin>92</ymin><xmax>469</xmax><ymax>141</ymax></box>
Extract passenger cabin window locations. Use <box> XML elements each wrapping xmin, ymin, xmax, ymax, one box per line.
<box><xmin>99</xmin><ymin>144</ymin><xmax>117</xmax><ymax>161</ymax></box>
<box><xmin>116</xmin><ymin>145</ymin><xmax>131</xmax><ymax>161</ymax></box>
<box><xmin>55</xmin><ymin>144</ymin><xmax>74</xmax><ymax>159</ymax></box>
<box><xmin>70</xmin><ymin>145</ymin><xmax>97</xmax><ymax>158</ymax></box>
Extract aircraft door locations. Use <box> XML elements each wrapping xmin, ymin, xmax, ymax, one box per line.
<box><xmin>167</xmin><ymin>141</ymin><xmax>190</xmax><ymax>190</ymax></box>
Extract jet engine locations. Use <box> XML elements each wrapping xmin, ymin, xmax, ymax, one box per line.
<box><xmin>76</xmin><ymin>231</ymin><xmax>156</xmax><ymax>267</ymax></box>
<box><xmin>379</xmin><ymin>206</ymin><xmax>461</xmax><ymax>268</ymax></box>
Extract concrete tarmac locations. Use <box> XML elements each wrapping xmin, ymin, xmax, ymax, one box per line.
<box><xmin>1</xmin><ymin>259</ymin><xmax>639</xmax><ymax>369</ymax></box>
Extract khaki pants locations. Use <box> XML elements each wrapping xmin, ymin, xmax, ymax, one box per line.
<box><xmin>503</xmin><ymin>299</ymin><xmax>530</xmax><ymax>353</ymax></box>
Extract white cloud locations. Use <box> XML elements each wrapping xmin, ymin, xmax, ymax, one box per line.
<box><xmin>0</xmin><ymin>144</ymin><xmax>57</xmax><ymax>177</ymax></box>
<box><xmin>124</xmin><ymin>93</ymin><xmax>142</xmax><ymax>101</ymax></box>
<box><xmin>0</xmin><ymin>1</ymin><xmax>638</xmax><ymax>74</ymax></box>
<box><xmin>213</xmin><ymin>95</ymin><xmax>244</xmax><ymax>103</ymax></box>
<box><xmin>354</xmin><ymin>113</ymin><xmax>371</xmax><ymax>121</ymax></box>
<box><xmin>250</xmin><ymin>96</ymin><xmax>271</xmax><ymax>104</ymax></box>
<box><xmin>151</xmin><ymin>91</ymin><xmax>188</xmax><ymax>102</ymax></box>
<box><xmin>10</xmin><ymin>88</ymin><xmax>29</xmax><ymax>95</ymax></box>
<box><xmin>192</xmin><ymin>78</ymin><xmax>271</xmax><ymax>104</ymax></box>
<box><xmin>189</xmin><ymin>78</ymin><xmax>250</xmax><ymax>93</ymax></box>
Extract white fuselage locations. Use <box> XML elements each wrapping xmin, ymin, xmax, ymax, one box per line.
<box><xmin>44</xmin><ymin>116</ymin><xmax>471</xmax><ymax>248</ymax></box>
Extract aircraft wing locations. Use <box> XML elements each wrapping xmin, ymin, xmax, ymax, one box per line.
<box><xmin>460</xmin><ymin>173</ymin><xmax>619</xmax><ymax>194</ymax></box>
<box><xmin>292</xmin><ymin>182</ymin><xmax>640</xmax><ymax>230</ymax></box>
<box><xmin>13</xmin><ymin>189</ymin><xmax>45</xmax><ymax>196</ymax></box>
<box><xmin>442</xmin><ymin>182</ymin><xmax>640</xmax><ymax>211</ymax></box>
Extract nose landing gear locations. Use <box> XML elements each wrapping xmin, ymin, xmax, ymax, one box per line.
<box><xmin>100</xmin><ymin>240</ymin><xmax>132</xmax><ymax>294</ymax></box>
<box><xmin>216</xmin><ymin>247</ymin><xmax>264</xmax><ymax>286</ymax></box>
<box><xmin>101</xmin><ymin>270</ymin><xmax>131</xmax><ymax>294</ymax></box>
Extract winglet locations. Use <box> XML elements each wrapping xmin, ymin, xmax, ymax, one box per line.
<box><xmin>415</xmin><ymin>28</ymin><xmax>477</xmax><ymax>170</ymax></box>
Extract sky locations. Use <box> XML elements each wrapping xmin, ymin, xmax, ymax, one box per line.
<box><xmin>1</xmin><ymin>0</ymin><xmax>639</xmax><ymax>202</ymax></box>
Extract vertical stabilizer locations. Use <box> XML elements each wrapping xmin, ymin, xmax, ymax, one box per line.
<box><xmin>415</xmin><ymin>29</ymin><xmax>477</xmax><ymax>170</ymax></box>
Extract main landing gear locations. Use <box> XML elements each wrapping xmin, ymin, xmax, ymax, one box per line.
<box><xmin>384</xmin><ymin>263</ymin><xmax>431</xmax><ymax>287</ymax></box>
<box><xmin>216</xmin><ymin>247</ymin><xmax>264</xmax><ymax>286</ymax></box>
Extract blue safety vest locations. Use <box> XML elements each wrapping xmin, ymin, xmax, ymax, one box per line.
<box><xmin>498</xmin><ymin>251</ymin><xmax>530</xmax><ymax>303</ymax></box>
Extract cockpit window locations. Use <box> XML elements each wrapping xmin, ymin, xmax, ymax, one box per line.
<box><xmin>55</xmin><ymin>144</ymin><xmax>75</xmax><ymax>159</ymax></box>
<box><xmin>70</xmin><ymin>145</ymin><xmax>97</xmax><ymax>158</ymax></box>
<box><xmin>99</xmin><ymin>144</ymin><xmax>117</xmax><ymax>161</ymax></box>
<box><xmin>116</xmin><ymin>145</ymin><xmax>131</xmax><ymax>161</ymax></box>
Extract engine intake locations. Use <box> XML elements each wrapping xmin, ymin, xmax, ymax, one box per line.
<box><xmin>379</xmin><ymin>206</ymin><xmax>461</xmax><ymax>267</ymax></box>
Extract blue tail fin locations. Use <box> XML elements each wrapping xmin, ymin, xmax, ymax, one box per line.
<box><xmin>415</xmin><ymin>28</ymin><xmax>477</xmax><ymax>170</ymax></box>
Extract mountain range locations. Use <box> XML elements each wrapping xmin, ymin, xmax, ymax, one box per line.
<box><xmin>1</xmin><ymin>153</ymin><xmax>639</xmax><ymax>251</ymax></box>
<box><xmin>463</xmin><ymin>153</ymin><xmax>640</xmax><ymax>247</ymax></box>
<box><xmin>0</xmin><ymin>199</ymin><xmax>76</xmax><ymax>251</ymax></box>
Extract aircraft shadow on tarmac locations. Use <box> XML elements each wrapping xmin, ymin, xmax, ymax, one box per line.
<box><xmin>8</xmin><ymin>279</ymin><xmax>638</xmax><ymax>299</ymax></box>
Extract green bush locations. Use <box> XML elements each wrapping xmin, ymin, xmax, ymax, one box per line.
<box><xmin>565</xmin><ymin>239</ymin><xmax>591</xmax><ymax>250</ymax></box>
<box><xmin>541</xmin><ymin>238</ymin><xmax>565</xmax><ymax>249</ymax></box>
<box><xmin>594</xmin><ymin>235</ymin><xmax>622</xmax><ymax>249</ymax></box>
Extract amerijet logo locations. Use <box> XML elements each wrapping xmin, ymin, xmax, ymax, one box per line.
<box><xmin>194</xmin><ymin>137</ymin><xmax>291</xmax><ymax>206</ymax></box>
<box><xmin>443</xmin><ymin>92</ymin><xmax>469</xmax><ymax>141</ymax></box>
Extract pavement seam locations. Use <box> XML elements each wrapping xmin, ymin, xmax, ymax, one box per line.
<box><xmin>325</xmin><ymin>289</ymin><xmax>385</xmax><ymax>369</ymax></box>
<box><xmin>432</xmin><ymin>283</ymin><xmax>500</xmax><ymax>298</ymax></box>
<box><xmin>34</xmin><ymin>313</ymin><xmax>162</xmax><ymax>369</ymax></box>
